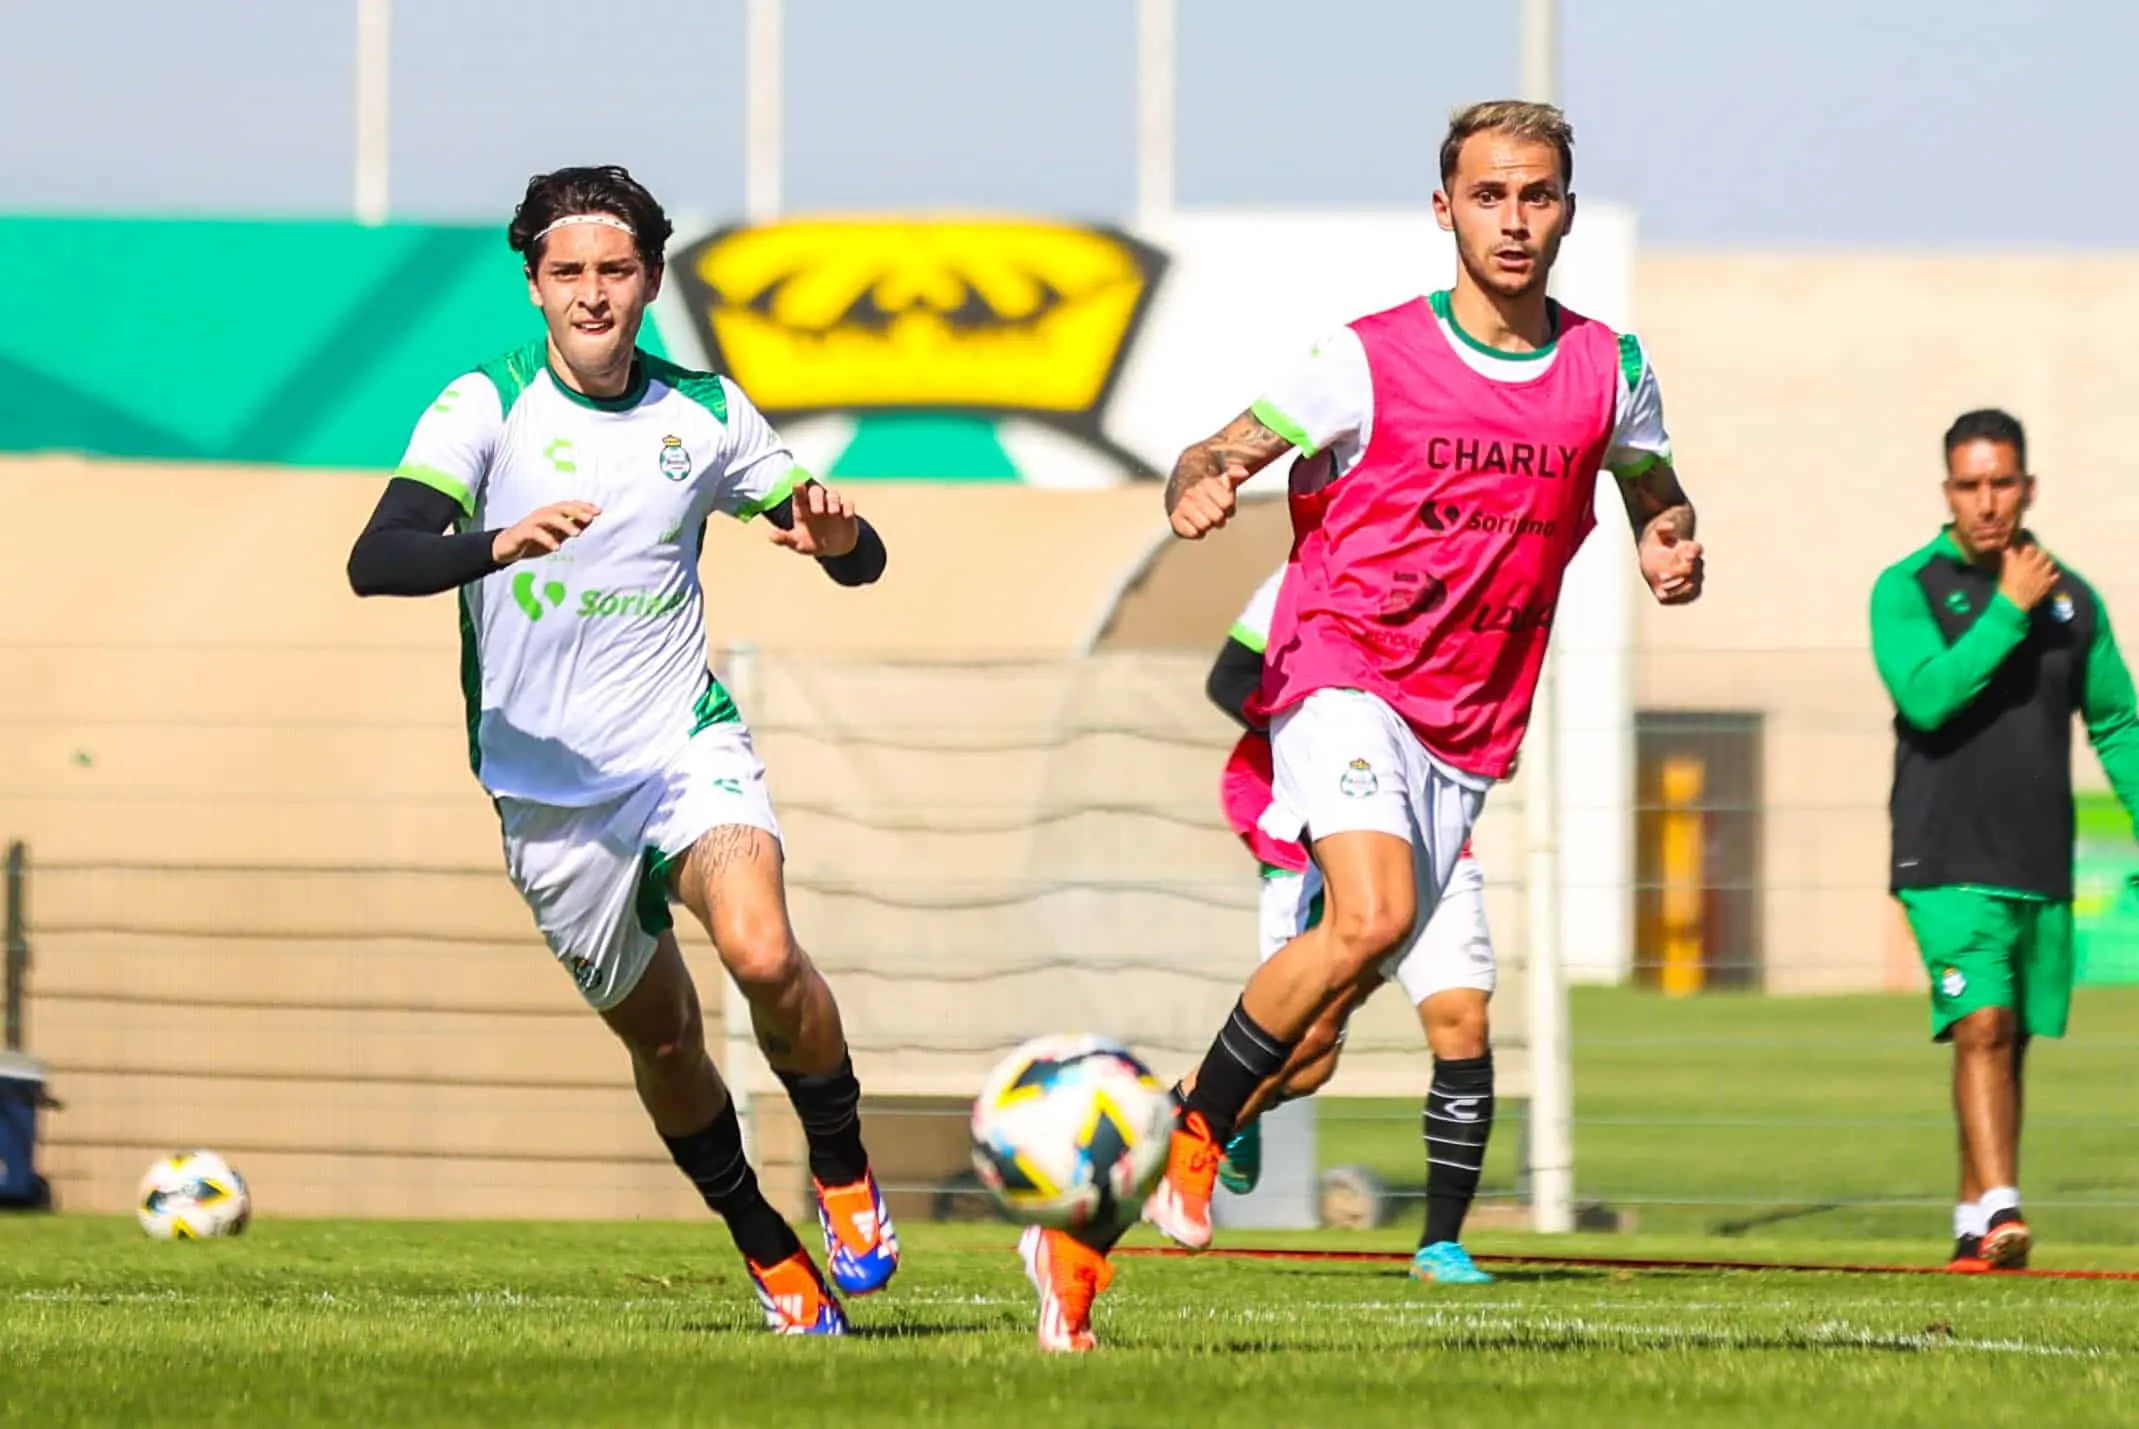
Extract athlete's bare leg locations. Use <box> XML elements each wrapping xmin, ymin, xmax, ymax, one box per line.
<box><xmin>1230</xmin><ymin>980</ymin><xmax>1377</xmax><ymax>1127</ymax></box>
<box><xmin>1950</xmin><ymin>1006</ymin><xmax>2021</xmax><ymax>1199</ymax></box>
<box><xmin>599</xmin><ymin>928</ymin><xmax>828</xmax><ymax>1317</ymax></box>
<box><xmin>1240</xmin><ymin>832</ymin><xmax>1418</xmax><ymax>1042</ymax></box>
<box><xmin>600</xmin><ymin>931</ymin><xmax>728</xmax><ymax>1135</ymax></box>
<box><xmin>668</xmin><ymin>821</ymin><xmax>898</xmax><ymax>1294</ymax></box>
<box><xmin>1420</xmin><ymin>988</ymin><xmax>1489</xmax><ymax>1061</ymax></box>
<box><xmin>671</xmin><ymin>823</ymin><xmax>847</xmax><ymax>1076</ymax></box>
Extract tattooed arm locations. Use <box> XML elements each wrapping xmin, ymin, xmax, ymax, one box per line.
<box><xmin>1615</xmin><ymin>461</ymin><xmax>1695</xmax><ymax>543</ymax></box>
<box><xmin>1164</xmin><ymin>411</ymin><xmax>1295</xmax><ymax>539</ymax></box>
<box><xmin>1617</xmin><ymin>462</ymin><xmax>1704</xmax><ymax>605</ymax></box>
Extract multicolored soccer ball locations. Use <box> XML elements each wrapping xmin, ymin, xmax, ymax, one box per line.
<box><xmin>136</xmin><ymin>1150</ymin><xmax>251</xmax><ymax>1239</ymax></box>
<box><xmin>970</xmin><ymin>1034</ymin><xmax>1176</xmax><ymax>1230</ymax></box>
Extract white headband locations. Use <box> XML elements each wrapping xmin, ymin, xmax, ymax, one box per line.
<box><xmin>533</xmin><ymin>212</ymin><xmax>638</xmax><ymax>243</ymax></box>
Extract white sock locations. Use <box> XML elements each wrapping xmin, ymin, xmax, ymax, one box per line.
<box><xmin>1958</xmin><ymin>1200</ymin><xmax>1991</xmax><ymax>1238</ymax></box>
<box><xmin>1979</xmin><ymin>1185</ymin><xmax>2021</xmax><ymax>1220</ymax></box>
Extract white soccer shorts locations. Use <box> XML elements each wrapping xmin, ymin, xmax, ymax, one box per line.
<box><xmin>1258</xmin><ymin>852</ymin><xmax>1497</xmax><ymax>1005</ymax></box>
<box><xmin>496</xmin><ymin>724</ymin><xmax>782</xmax><ymax>1012</ymax></box>
<box><xmin>1262</xmin><ymin>685</ymin><xmax>1486</xmax><ymax>924</ymax></box>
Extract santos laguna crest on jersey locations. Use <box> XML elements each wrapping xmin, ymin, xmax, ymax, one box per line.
<box><xmin>393</xmin><ymin>341</ymin><xmax>801</xmax><ymax>806</ymax></box>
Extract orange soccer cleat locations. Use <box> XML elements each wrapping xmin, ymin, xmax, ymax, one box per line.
<box><xmin>1142</xmin><ymin>1109</ymin><xmax>1223</xmax><ymax>1251</ymax></box>
<box><xmin>1019</xmin><ymin>1224</ymin><xmax>1116</xmax><ymax>1353</ymax></box>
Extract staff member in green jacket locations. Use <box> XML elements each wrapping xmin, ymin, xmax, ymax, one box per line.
<box><xmin>1870</xmin><ymin>408</ymin><xmax>2139</xmax><ymax>1272</ymax></box>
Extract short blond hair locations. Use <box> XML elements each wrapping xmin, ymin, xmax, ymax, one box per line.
<box><xmin>1438</xmin><ymin>100</ymin><xmax>1574</xmax><ymax>188</ymax></box>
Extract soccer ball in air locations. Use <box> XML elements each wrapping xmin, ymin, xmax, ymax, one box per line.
<box><xmin>136</xmin><ymin>1150</ymin><xmax>251</xmax><ymax>1239</ymax></box>
<box><xmin>970</xmin><ymin>1035</ymin><xmax>1176</xmax><ymax>1231</ymax></box>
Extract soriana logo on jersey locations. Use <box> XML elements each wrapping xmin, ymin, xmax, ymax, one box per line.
<box><xmin>670</xmin><ymin>218</ymin><xmax>1166</xmax><ymax>470</ymax></box>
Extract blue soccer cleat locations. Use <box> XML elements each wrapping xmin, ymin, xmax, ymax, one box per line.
<box><xmin>1217</xmin><ymin>1121</ymin><xmax>1263</xmax><ymax>1196</ymax></box>
<box><xmin>1410</xmin><ymin>1241</ymin><xmax>1497</xmax><ymax>1284</ymax></box>
<box><xmin>746</xmin><ymin>1249</ymin><xmax>848</xmax><ymax>1335</ymax></box>
<box><xmin>814</xmin><ymin>1169</ymin><xmax>902</xmax><ymax>1296</ymax></box>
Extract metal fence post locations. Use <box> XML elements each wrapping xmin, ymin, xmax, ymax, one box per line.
<box><xmin>5</xmin><ymin>842</ymin><xmax>27</xmax><ymax>1053</ymax></box>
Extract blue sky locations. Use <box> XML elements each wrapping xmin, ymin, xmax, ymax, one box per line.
<box><xmin>2</xmin><ymin>0</ymin><xmax>2128</xmax><ymax>245</ymax></box>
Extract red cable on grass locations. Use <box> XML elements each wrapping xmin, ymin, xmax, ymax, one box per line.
<box><xmin>1112</xmin><ymin>1246</ymin><xmax>2139</xmax><ymax>1282</ymax></box>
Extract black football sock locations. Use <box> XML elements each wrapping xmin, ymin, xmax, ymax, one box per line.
<box><xmin>662</xmin><ymin>1097</ymin><xmax>803</xmax><ymax>1268</ymax></box>
<box><xmin>775</xmin><ymin>1053</ymin><xmax>871</xmax><ymax>1187</ymax></box>
<box><xmin>1182</xmin><ymin>1000</ymin><xmax>1298</xmax><ymax>1147</ymax></box>
<box><xmin>1422</xmin><ymin>1053</ymin><xmax>1495</xmax><ymax>1248</ymax></box>
<box><xmin>1070</xmin><ymin>1205</ymin><xmax>1138</xmax><ymax>1257</ymax></box>
<box><xmin>1072</xmin><ymin>1111</ymin><xmax>1172</xmax><ymax>1256</ymax></box>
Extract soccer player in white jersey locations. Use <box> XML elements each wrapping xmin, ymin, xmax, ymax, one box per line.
<box><xmin>347</xmin><ymin>167</ymin><xmax>895</xmax><ymax>1336</ymax></box>
<box><xmin>1204</xmin><ymin>560</ymin><xmax>1501</xmax><ymax>1284</ymax></box>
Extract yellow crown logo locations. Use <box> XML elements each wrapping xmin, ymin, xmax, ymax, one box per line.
<box><xmin>671</xmin><ymin>217</ymin><xmax>1165</xmax><ymax>430</ymax></box>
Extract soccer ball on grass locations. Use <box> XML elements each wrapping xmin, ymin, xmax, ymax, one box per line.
<box><xmin>137</xmin><ymin>1150</ymin><xmax>251</xmax><ymax>1239</ymax></box>
<box><xmin>970</xmin><ymin>1034</ymin><xmax>1175</xmax><ymax>1231</ymax></box>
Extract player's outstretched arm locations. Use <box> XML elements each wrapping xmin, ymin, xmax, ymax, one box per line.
<box><xmin>762</xmin><ymin>480</ymin><xmax>886</xmax><ymax>587</ymax></box>
<box><xmin>1618</xmin><ymin>462</ymin><xmax>1704</xmax><ymax>605</ymax></box>
<box><xmin>346</xmin><ymin>479</ymin><xmax>596</xmax><ymax>597</ymax></box>
<box><xmin>1165</xmin><ymin>411</ymin><xmax>1291</xmax><ymax>540</ymax></box>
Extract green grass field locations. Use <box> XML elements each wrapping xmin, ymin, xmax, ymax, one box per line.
<box><xmin>6</xmin><ymin>987</ymin><xmax>2138</xmax><ymax>1425</ymax></box>
<box><xmin>5</xmin><ymin>1220</ymin><xmax>2138</xmax><ymax>1427</ymax></box>
<box><xmin>1324</xmin><ymin>984</ymin><xmax>2139</xmax><ymax>1244</ymax></box>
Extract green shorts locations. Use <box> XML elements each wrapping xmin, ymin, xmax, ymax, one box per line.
<box><xmin>1898</xmin><ymin>887</ymin><xmax>2074</xmax><ymax>1042</ymax></box>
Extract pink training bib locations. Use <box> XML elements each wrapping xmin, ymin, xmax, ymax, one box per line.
<box><xmin>1221</xmin><ymin>730</ymin><xmax>1311</xmax><ymax>872</ymax></box>
<box><xmin>1251</xmin><ymin>295</ymin><xmax>1621</xmax><ymax>779</ymax></box>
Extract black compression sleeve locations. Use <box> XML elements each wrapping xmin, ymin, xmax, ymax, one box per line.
<box><xmin>818</xmin><ymin>519</ymin><xmax>887</xmax><ymax>587</ymax></box>
<box><xmin>760</xmin><ymin>498</ymin><xmax>887</xmax><ymax>588</ymax></box>
<box><xmin>1205</xmin><ymin>637</ymin><xmax>1265</xmax><ymax>728</ymax></box>
<box><xmin>346</xmin><ymin>478</ymin><xmax>503</xmax><ymax>597</ymax></box>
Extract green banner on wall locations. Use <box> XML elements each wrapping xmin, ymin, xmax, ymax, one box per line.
<box><xmin>0</xmin><ymin>219</ymin><xmax>668</xmax><ymax>470</ymax></box>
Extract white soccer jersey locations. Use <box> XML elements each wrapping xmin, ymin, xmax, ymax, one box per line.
<box><xmin>1250</xmin><ymin>290</ymin><xmax>1674</xmax><ymax>483</ymax></box>
<box><xmin>1229</xmin><ymin>566</ymin><xmax>1287</xmax><ymax>654</ymax></box>
<box><xmin>394</xmin><ymin>341</ymin><xmax>801</xmax><ymax>806</ymax></box>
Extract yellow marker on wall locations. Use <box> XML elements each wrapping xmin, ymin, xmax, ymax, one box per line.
<box><xmin>1659</xmin><ymin>755</ymin><xmax>1706</xmax><ymax>997</ymax></box>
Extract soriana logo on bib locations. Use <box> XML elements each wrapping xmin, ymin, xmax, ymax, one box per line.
<box><xmin>670</xmin><ymin>217</ymin><xmax>1166</xmax><ymax>472</ymax></box>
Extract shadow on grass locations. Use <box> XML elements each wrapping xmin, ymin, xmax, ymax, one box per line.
<box><xmin>1711</xmin><ymin>1204</ymin><xmax>1847</xmax><ymax>1236</ymax></box>
<box><xmin>1129</xmin><ymin>1327</ymin><xmax>1975</xmax><ymax>1357</ymax></box>
<box><xmin>677</xmin><ymin>1318</ymin><xmax>999</xmax><ymax>1340</ymax></box>
<box><xmin>1469</xmin><ymin>1269</ymin><xmax>1607</xmax><ymax>1284</ymax></box>
<box><xmin>845</xmin><ymin>1321</ymin><xmax>999</xmax><ymax>1342</ymax></box>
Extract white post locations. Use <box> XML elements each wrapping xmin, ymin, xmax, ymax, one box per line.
<box><xmin>1518</xmin><ymin>0</ymin><xmax>1575</xmax><ymax>1236</ymax></box>
<box><xmin>1135</xmin><ymin>0</ymin><xmax>1177</xmax><ymax>225</ymax></box>
<box><xmin>353</xmin><ymin>0</ymin><xmax>392</xmax><ymax>226</ymax></box>
<box><xmin>744</xmin><ymin>0</ymin><xmax>784</xmax><ymax>224</ymax></box>
<box><xmin>716</xmin><ymin>642</ymin><xmax>767</xmax><ymax>1159</ymax></box>
<box><xmin>1519</xmin><ymin>0</ymin><xmax>1559</xmax><ymax>107</ymax></box>
<box><xmin>1523</xmin><ymin>697</ymin><xmax>1576</xmax><ymax>1233</ymax></box>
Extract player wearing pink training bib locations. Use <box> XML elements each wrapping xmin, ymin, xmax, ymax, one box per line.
<box><xmin>1141</xmin><ymin>101</ymin><xmax>1706</xmax><ymax>1267</ymax></box>
<box><xmin>1204</xmin><ymin>561</ymin><xmax>1503</xmax><ymax>1285</ymax></box>
<box><xmin>1017</xmin><ymin>100</ymin><xmax>1704</xmax><ymax>1352</ymax></box>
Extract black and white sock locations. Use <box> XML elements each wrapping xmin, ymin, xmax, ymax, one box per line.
<box><xmin>1980</xmin><ymin>1185</ymin><xmax>2023</xmax><ymax>1229</ymax></box>
<box><xmin>1182</xmin><ymin>1000</ymin><xmax>1298</xmax><ymax>1147</ymax></box>
<box><xmin>1421</xmin><ymin>1053</ymin><xmax>1495</xmax><ymax>1248</ymax></box>
<box><xmin>775</xmin><ymin>1053</ymin><xmax>871</xmax><ymax>1187</ymax></box>
<box><xmin>662</xmin><ymin>1097</ymin><xmax>802</xmax><ymax>1268</ymax></box>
